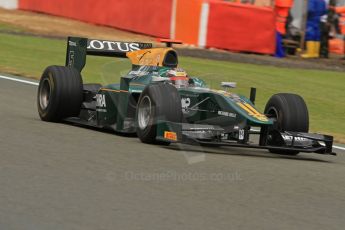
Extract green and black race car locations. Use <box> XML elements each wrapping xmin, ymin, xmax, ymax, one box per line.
<box><xmin>37</xmin><ymin>37</ymin><xmax>335</xmax><ymax>155</ymax></box>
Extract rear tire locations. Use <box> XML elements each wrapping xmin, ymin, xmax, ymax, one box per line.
<box><xmin>264</xmin><ymin>93</ymin><xmax>309</xmax><ymax>155</ymax></box>
<box><xmin>37</xmin><ymin>65</ymin><xmax>83</xmax><ymax>122</ymax></box>
<box><xmin>136</xmin><ymin>83</ymin><xmax>182</xmax><ymax>144</ymax></box>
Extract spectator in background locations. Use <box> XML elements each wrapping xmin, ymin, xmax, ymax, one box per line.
<box><xmin>333</xmin><ymin>4</ymin><xmax>345</xmax><ymax>15</ymax></box>
<box><xmin>274</xmin><ymin>0</ymin><xmax>294</xmax><ymax>58</ymax></box>
<box><xmin>301</xmin><ymin>0</ymin><xmax>327</xmax><ymax>58</ymax></box>
<box><xmin>332</xmin><ymin>4</ymin><xmax>345</xmax><ymax>59</ymax></box>
<box><xmin>320</xmin><ymin>0</ymin><xmax>330</xmax><ymax>58</ymax></box>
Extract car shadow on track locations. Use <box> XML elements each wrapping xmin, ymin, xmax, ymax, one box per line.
<box><xmin>164</xmin><ymin>144</ymin><xmax>333</xmax><ymax>163</ymax></box>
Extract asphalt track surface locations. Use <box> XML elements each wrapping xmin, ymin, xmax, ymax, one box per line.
<box><xmin>0</xmin><ymin>75</ymin><xmax>345</xmax><ymax>230</ymax></box>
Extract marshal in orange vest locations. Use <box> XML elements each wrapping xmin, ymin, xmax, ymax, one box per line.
<box><xmin>275</xmin><ymin>0</ymin><xmax>294</xmax><ymax>35</ymax></box>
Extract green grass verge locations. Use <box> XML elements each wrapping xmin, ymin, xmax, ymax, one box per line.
<box><xmin>0</xmin><ymin>33</ymin><xmax>344</xmax><ymax>142</ymax></box>
<box><xmin>0</xmin><ymin>22</ymin><xmax>25</xmax><ymax>33</ymax></box>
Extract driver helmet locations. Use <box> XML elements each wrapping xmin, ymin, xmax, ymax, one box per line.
<box><xmin>166</xmin><ymin>68</ymin><xmax>189</xmax><ymax>88</ymax></box>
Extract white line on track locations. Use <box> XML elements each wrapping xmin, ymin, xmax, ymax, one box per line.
<box><xmin>0</xmin><ymin>74</ymin><xmax>39</xmax><ymax>86</ymax></box>
<box><xmin>332</xmin><ymin>145</ymin><xmax>345</xmax><ymax>151</ymax></box>
<box><xmin>1</xmin><ymin>74</ymin><xmax>344</xmax><ymax>151</ymax></box>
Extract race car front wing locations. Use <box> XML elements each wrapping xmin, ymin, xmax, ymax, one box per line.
<box><xmin>156</xmin><ymin>121</ymin><xmax>335</xmax><ymax>155</ymax></box>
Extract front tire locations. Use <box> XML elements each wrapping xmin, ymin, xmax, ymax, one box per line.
<box><xmin>264</xmin><ymin>93</ymin><xmax>309</xmax><ymax>155</ymax></box>
<box><xmin>136</xmin><ymin>83</ymin><xmax>182</xmax><ymax>144</ymax></box>
<box><xmin>37</xmin><ymin>65</ymin><xmax>83</xmax><ymax>122</ymax></box>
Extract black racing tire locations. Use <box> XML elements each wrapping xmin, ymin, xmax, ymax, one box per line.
<box><xmin>264</xmin><ymin>93</ymin><xmax>309</xmax><ymax>155</ymax></box>
<box><xmin>37</xmin><ymin>65</ymin><xmax>83</xmax><ymax>122</ymax></box>
<box><xmin>135</xmin><ymin>83</ymin><xmax>182</xmax><ymax>144</ymax></box>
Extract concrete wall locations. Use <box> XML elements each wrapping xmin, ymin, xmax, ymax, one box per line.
<box><xmin>0</xmin><ymin>0</ymin><xmax>18</xmax><ymax>9</ymax></box>
<box><xmin>291</xmin><ymin>0</ymin><xmax>304</xmax><ymax>29</ymax></box>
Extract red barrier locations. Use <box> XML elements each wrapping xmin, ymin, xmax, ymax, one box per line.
<box><xmin>19</xmin><ymin>0</ymin><xmax>172</xmax><ymax>38</ymax></box>
<box><xmin>19</xmin><ymin>0</ymin><xmax>276</xmax><ymax>54</ymax></box>
<box><xmin>206</xmin><ymin>1</ymin><xmax>275</xmax><ymax>54</ymax></box>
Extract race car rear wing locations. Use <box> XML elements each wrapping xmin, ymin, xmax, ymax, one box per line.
<box><xmin>65</xmin><ymin>37</ymin><xmax>153</xmax><ymax>72</ymax></box>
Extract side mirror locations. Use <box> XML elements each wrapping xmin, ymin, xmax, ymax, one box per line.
<box><xmin>221</xmin><ymin>82</ymin><xmax>236</xmax><ymax>89</ymax></box>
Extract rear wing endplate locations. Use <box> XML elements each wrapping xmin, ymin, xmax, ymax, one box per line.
<box><xmin>65</xmin><ymin>37</ymin><xmax>152</xmax><ymax>72</ymax></box>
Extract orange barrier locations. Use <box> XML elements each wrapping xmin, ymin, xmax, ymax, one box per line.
<box><xmin>329</xmin><ymin>38</ymin><xmax>344</xmax><ymax>55</ymax></box>
<box><xmin>206</xmin><ymin>1</ymin><xmax>276</xmax><ymax>54</ymax></box>
<box><xmin>19</xmin><ymin>0</ymin><xmax>173</xmax><ymax>38</ymax></box>
<box><xmin>174</xmin><ymin>0</ymin><xmax>204</xmax><ymax>45</ymax></box>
